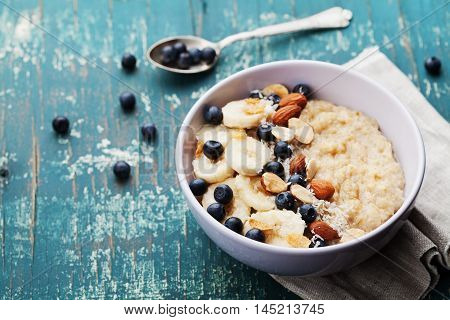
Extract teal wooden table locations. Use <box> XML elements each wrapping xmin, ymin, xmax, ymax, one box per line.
<box><xmin>0</xmin><ymin>0</ymin><xmax>448</xmax><ymax>299</ymax></box>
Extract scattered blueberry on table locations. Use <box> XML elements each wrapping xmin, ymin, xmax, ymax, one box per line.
<box><xmin>224</xmin><ymin>217</ymin><xmax>243</xmax><ymax>233</ymax></box>
<box><xmin>214</xmin><ymin>184</ymin><xmax>233</xmax><ymax>205</ymax></box>
<box><xmin>203</xmin><ymin>105</ymin><xmax>223</xmax><ymax>125</ymax></box>
<box><xmin>245</xmin><ymin>228</ymin><xmax>265</xmax><ymax>242</ymax></box>
<box><xmin>189</xmin><ymin>178</ymin><xmax>208</xmax><ymax>196</ymax></box>
<box><xmin>141</xmin><ymin>124</ymin><xmax>157</xmax><ymax>142</ymax></box>
<box><xmin>203</xmin><ymin>140</ymin><xmax>224</xmax><ymax>160</ymax></box>
<box><xmin>113</xmin><ymin>161</ymin><xmax>131</xmax><ymax>180</ymax></box>
<box><xmin>207</xmin><ymin>203</ymin><xmax>226</xmax><ymax>221</ymax></box>
<box><xmin>52</xmin><ymin>116</ymin><xmax>70</xmax><ymax>135</ymax></box>
<box><xmin>0</xmin><ymin>168</ymin><xmax>8</xmax><ymax>178</ymax></box>
<box><xmin>424</xmin><ymin>56</ymin><xmax>441</xmax><ymax>75</ymax></box>
<box><xmin>119</xmin><ymin>92</ymin><xmax>136</xmax><ymax>112</ymax></box>
<box><xmin>299</xmin><ymin>204</ymin><xmax>317</xmax><ymax>223</ymax></box>
<box><xmin>121</xmin><ymin>53</ymin><xmax>137</xmax><ymax>71</ymax></box>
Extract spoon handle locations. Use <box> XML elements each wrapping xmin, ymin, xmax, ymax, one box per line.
<box><xmin>217</xmin><ymin>7</ymin><xmax>352</xmax><ymax>49</ymax></box>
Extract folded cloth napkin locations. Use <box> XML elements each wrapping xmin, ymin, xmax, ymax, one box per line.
<box><xmin>272</xmin><ymin>48</ymin><xmax>450</xmax><ymax>299</ymax></box>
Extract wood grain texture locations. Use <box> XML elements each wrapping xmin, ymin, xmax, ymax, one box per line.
<box><xmin>0</xmin><ymin>0</ymin><xmax>448</xmax><ymax>299</ymax></box>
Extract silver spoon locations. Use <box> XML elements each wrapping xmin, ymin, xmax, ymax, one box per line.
<box><xmin>147</xmin><ymin>7</ymin><xmax>353</xmax><ymax>74</ymax></box>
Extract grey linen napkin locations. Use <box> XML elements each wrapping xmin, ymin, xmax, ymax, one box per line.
<box><xmin>272</xmin><ymin>48</ymin><xmax>450</xmax><ymax>299</ymax></box>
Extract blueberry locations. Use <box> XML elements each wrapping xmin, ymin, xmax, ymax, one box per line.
<box><xmin>0</xmin><ymin>168</ymin><xmax>8</xmax><ymax>178</ymax></box>
<box><xmin>52</xmin><ymin>116</ymin><xmax>70</xmax><ymax>134</ymax></box>
<box><xmin>299</xmin><ymin>204</ymin><xmax>317</xmax><ymax>223</ymax></box>
<box><xmin>161</xmin><ymin>45</ymin><xmax>177</xmax><ymax>64</ymax></box>
<box><xmin>249</xmin><ymin>90</ymin><xmax>263</xmax><ymax>99</ymax></box>
<box><xmin>119</xmin><ymin>92</ymin><xmax>136</xmax><ymax>112</ymax></box>
<box><xmin>214</xmin><ymin>184</ymin><xmax>233</xmax><ymax>204</ymax></box>
<box><xmin>203</xmin><ymin>106</ymin><xmax>223</xmax><ymax>125</ymax></box>
<box><xmin>207</xmin><ymin>203</ymin><xmax>225</xmax><ymax>221</ymax></box>
<box><xmin>113</xmin><ymin>161</ymin><xmax>131</xmax><ymax>180</ymax></box>
<box><xmin>189</xmin><ymin>178</ymin><xmax>208</xmax><ymax>196</ymax></box>
<box><xmin>173</xmin><ymin>42</ymin><xmax>187</xmax><ymax>55</ymax></box>
<box><xmin>224</xmin><ymin>217</ymin><xmax>243</xmax><ymax>233</ymax></box>
<box><xmin>201</xmin><ymin>47</ymin><xmax>216</xmax><ymax>64</ymax></box>
<box><xmin>309</xmin><ymin>237</ymin><xmax>326</xmax><ymax>248</ymax></box>
<box><xmin>292</xmin><ymin>83</ymin><xmax>312</xmax><ymax>97</ymax></box>
<box><xmin>263</xmin><ymin>161</ymin><xmax>285</xmax><ymax>179</ymax></box>
<box><xmin>121</xmin><ymin>53</ymin><xmax>136</xmax><ymax>71</ymax></box>
<box><xmin>141</xmin><ymin>124</ymin><xmax>157</xmax><ymax>142</ymax></box>
<box><xmin>245</xmin><ymin>228</ymin><xmax>265</xmax><ymax>242</ymax></box>
<box><xmin>257</xmin><ymin>123</ymin><xmax>275</xmax><ymax>142</ymax></box>
<box><xmin>275</xmin><ymin>192</ymin><xmax>296</xmax><ymax>211</ymax></box>
<box><xmin>274</xmin><ymin>141</ymin><xmax>292</xmax><ymax>160</ymax></box>
<box><xmin>288</xmin><ymin>173</ymin><xmax>307</xmax><ymax>187</ymax></box>
<box><xmin>177</xmin><ymin>52</ymin><xmax>192</xmax><ymax>69</ymax></box>
<box><xmin>189</xmin><ymin>48</ymin><xmax>202</xmax><ymax>64</ymax></box>
<box><xmin>203</xmin><ymin>140</ymin><xmax>224</xmax><ymax>160</ymax></box>
<box><xmin>266</xmin><ymin>94</ymin><xmax>280</xmax><ymax>105</ymax></box>
<box><xmin>424</xmin><ymin>56</ymin><xmax>441</xmax><ymax>75</ymax></box>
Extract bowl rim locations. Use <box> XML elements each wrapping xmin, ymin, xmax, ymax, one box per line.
<box><xmin>175</xmin><ymin>60</ymin><xmax>426</xmax><ymax>255</ymax></box>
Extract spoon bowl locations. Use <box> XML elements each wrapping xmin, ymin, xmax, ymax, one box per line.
<box><xmin>147</xmin><ymin>7</ymin><xmax>353</xmax><ymax>74</ymax></box>
<box><xmin>147</xmin><ymin>36</ymin><xmax>220</xmax><ymax>74</ymax></box>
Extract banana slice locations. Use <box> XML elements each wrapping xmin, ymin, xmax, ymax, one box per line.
<box><xmin>243</xmin><ymin>209</ymin><xmax>307</xmax><ymax>247</ymax></box>
<box><xmin>261</xmin><ymin>84</ymin><xmax>289</xmax><ymax>98</ymax></box>
<box><xmin>196</xmin><ymin>124</ymin><xmax>231</xmax><ymax>147</ymax></box>
<box><xmin>192</xmin><ymin>154</ymin><xmax>234</xmax><ymax>184</ymax></box>
<box><xmin>225</xmin><ymin>136</ymin><xmax>272</xmax><ymax>176</ymax></box>
<box><xmin>222</xmin><ymin>99</ymin><xmax>272</xmax><ymax>129</ymax></box>
<box><xmin>202</xmin><ymin>177</ymin><xmax>251</xmax><ymax>223</ymax></box>
<box><xmin>235</xmin><ymin>175</ymin><xmax>275</xmax><ymax>211</ymax></box>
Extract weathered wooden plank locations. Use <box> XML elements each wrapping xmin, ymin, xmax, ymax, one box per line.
<box><xmin>0</xmin><ymin>0</ymin><xmax>448</xmax><ymax>300</ymax></box>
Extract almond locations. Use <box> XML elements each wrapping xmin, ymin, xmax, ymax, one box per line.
<box><xmin>310</xmin><ymin>179</ymin><xmax>335</xmax><ymax>200</ymax></box>
<box><xmin>289</xmin><ymin>154</ymin><xmax>306</xmax><ymax>174</ymax></box>
<box><xmin>309</xmin><ymin>221</ymin><xmax>339</xmax><ymax>241</ymax></box>
<box><xmin>271</xmin><ymin>126</ymin><xmax>295</xmax><ymax>142</ymax></box>
<box><xmin>290</xmin><ymin>184</ymin><xmax>315</xmax><ymax>204</ymax></box>
<box><xmin>279</xmin><ymin>93</ymin><xmax>307</xmax><ymax>108</ymax></box>
<box><xmin>288</xmin><ymin>118</ymin><xmax>314</xmax><ymax>144</ymax></box>
<box><xmin>306</xmin><ymin>159</ymin><xmax>318</xmax><ymax>180</ymax></box>
<box><xmin>262</xmin><ymin>83</ymin><xmax>289</xmax><ymax>98</ymax></box>
<box><xmin>272</xmin><ymin>104</ymin><xmax>301</xmax><ymax>127</ymax></box>
<box><xmin>261</xmin><ymin>172</ymin><xmax>287</xmax><ymax>194</ymax></box>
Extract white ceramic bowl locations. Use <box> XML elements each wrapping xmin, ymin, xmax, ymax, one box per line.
<box><xmin>176</xmin><ymin>60</ymin><xmax>425</xmax><ymax>276</ymax></box>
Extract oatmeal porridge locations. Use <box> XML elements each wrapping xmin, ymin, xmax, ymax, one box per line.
<box><xmin>188</xmin><ymin>83</ymin><xmax>405</xmax><ymax>248</ymax></box>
